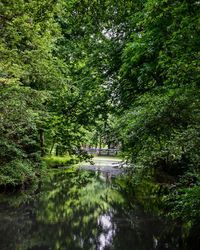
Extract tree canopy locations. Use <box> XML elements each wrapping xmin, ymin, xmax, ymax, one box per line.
<box><xmin>0</xmin><ymin>0</ymin><xmax>200</xmax><ymax>227</ymax></box>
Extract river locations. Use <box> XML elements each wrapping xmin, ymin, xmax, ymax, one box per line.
<box><xmin>0</xmin><ymin>157</ymin><xmax>198</xmax><ymax>250</ymax></box>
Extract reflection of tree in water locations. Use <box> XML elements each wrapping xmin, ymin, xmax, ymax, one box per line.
<box><xmin>0</xmin><ymin>169</ymin><xmax>199</xmax><ymax>250</ymax></box>
<box><xmin>30</xmin><ymin>169</ymin><xmax>124</xmax><ymax>250</ymax></box>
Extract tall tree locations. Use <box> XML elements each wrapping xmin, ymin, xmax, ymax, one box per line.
<box><xmin>0</xmin><ymin>0</ymin><xmax>65</xmax><ymax>186</ymax></box>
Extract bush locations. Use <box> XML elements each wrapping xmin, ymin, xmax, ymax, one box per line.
<box><xmin>118</xmin><ymin>86</ymin><xmax>200</xmax><ymax>176</ymax></box>
<box><xmin>166</xmin><ymin>185</ymin><xmax>200</xmax><ymax>222</ymax></box>
<box><xmin>0</xmin><ymin>160</ymin><xmax>36</xmax><ymax>187</ymax></box>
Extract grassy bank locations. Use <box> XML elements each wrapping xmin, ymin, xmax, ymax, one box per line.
<box><xmin>42</xmin><ymin>155</ymin><xmax>80</xmax><ymax>168</ymax></box>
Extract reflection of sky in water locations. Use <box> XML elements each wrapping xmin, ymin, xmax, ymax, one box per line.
<box><xmin>98</xmin><ymin>213</ymin><xmax>116</xmax><ymax>250</ymax></box>
<box><xmin>0</xmin><ymin>165</ymin><xmax>196</xmax><ymax>250</ymax></box>
<box><xmin>80</xmin><ymin>157</ymin><xmax>123</xmax><ymax>177</ymax></box>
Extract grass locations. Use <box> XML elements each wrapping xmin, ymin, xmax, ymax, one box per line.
<box><xmin>43</xmin><ymin>155</ymin><xmax>79</xmax><ymax>168</ymax></box>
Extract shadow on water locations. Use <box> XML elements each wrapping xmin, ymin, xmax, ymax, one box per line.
<box><xmin>0</xmin><ymin>166</ymin><xmax>199</xmax><ymax>250</ymax></box>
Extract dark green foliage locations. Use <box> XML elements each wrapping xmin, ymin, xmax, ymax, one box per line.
<box><xmin>0</xmin><ymin>0</ymin><xmax>199</xmax><ymax>231</ymax></box>
<box><xmin>117</xmin><ymin>87</ymin><xmax>200</xmax><ymax>175</ymax></box>
<box><xmin>0</xmin><ymin>0</ymin><xmax>64</xmax><ymax>187</ymax></box>
<box><xmin>104</xmin><ymin>0</ymin><xmax>200</xmax><ymax>224</ymax></box>
<box><xmin>0</xmin><ymin>160</ymin><xmax>36</xmax><ymax>187</ymax></box>
<box><xmin>0</xmin><ymin>85</ymin><xmax>45</xmax><ymax>186</ymax></box>
<box><xmin>118</xmin><ymin>0</ymin><xmax>200</xmax><ymax>105</ymax></box>
<box><xmin>112</xmin><ymin>0</ymin><xmax>200</xmax><ymax>177</ymax></box>
<box><xmin>167</xmin><ymin>185</ymin><xmax>200</xmax><ymax>222</ymax></box>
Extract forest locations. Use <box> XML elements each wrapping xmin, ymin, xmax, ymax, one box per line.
<box><xmin>0</xmin><ymin>0</ymin><xmax>200</xmax><ymax>247</ymax></box>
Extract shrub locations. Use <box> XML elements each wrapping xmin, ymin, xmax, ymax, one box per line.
<box><xmin>0</xmin><ymin>160</ymin><xmax>36</xmax><ymax>187</ymax></box>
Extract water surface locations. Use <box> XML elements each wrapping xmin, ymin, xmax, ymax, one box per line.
<box><xmin>0</xmin><ymin>158</ymin><xmax>197</xmax><ymax>250</ymax></box>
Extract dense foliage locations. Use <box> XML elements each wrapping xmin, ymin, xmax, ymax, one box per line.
<box><xmin>0</xmin><ymin>0</ymin><xmax>199</xmax><ymax>231</ymax></box>
<box><xmin>0</xmin><ymin>0</ymin><xmax>62</xmax><ymax>186</ymax></box>
<box><xmin>0</xmin><ymin>0</ymin><xmax>109</xmax><ymax>186</ymax></box>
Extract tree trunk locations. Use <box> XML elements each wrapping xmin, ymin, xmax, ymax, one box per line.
<box><xmin>39</xmin><ymin>129</ymin><xmax>45</xmax><ymax>157</ymax></box>
<box><xmin>99</xmin><ymin>136</ymin><xmax>102</xmax><ymax>150</ymax></box>
<box><xmin>56</xmin><ymin>145</ymin><xmax>59</xmax><ymax>156</ymax></box>
<box><xmin>49</xmin><ymin>140</ymin><xmax>55</xmax><ymax>155</ymax></box>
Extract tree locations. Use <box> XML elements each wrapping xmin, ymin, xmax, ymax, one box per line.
<box><xmin>0</xmin><ymin>0</ymin><xmax>65</xmax><ymax>187</ymax></box>
<box><xmin>115</xmin><ymin>0</ymin><xmax>200</xmax><ymax>173</ymax></box>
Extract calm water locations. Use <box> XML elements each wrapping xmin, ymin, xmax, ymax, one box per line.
<box><xmin>0</xmin><ymin>161</ymin><xmax>198</xmax><ymax>250</ymax></box>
